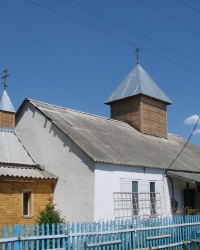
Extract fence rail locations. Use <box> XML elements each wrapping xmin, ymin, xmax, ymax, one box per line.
<box><xmin>1</xmin><ymin>215</ymin><xmax>200</xmax><ymax>250</ymax></box>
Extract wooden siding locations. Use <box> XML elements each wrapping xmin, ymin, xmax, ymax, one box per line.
<box><xmin>141</xmin><ymin>96</ymin><xmax>167</xmax><ymax>139</ymax></box>
<box><xmin>110</xmin><ymin>95</ymin><xmax>167</xmax><ymax>139</ymax></box>
<box><xmin>0</xmin><ymin>111</ymin><xmax>15</xmax><ymax>129</ymax></box>
<box><xmin>110</xmin><ymin>96</ymin><xmax>141</xmax><ymax>131</ymax></box>
<box><xmin>0</xmin><ymin>180</ymin><xmax>55</xmax><ymax>227</ymax></box>
<box><xmin>120</xmin><ymin>178</ymin><xmax>132</xmax><ymax>192</ymax></box>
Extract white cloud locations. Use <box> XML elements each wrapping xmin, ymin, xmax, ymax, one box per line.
<box><xmin>184</xmin><ymin>114</ymin><xmax>200</xmax><ymax>125</ymax></box>
<box><xmin>194</xmin><ymin>129</ymin><xmax>200</xmax><ymax>135</ymax></box>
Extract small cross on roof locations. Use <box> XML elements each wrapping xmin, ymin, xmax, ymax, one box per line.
<box><xmin>1</xmin><ymin>68</ymin><xmax>9</xmax><ymax>90</ymax></box>
<box><xmin>135</xmin><ymin>48</ymin><xmax>140</xmax><ymax>64</ymax></box>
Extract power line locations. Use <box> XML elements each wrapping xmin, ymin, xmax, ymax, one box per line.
<box><xmin>25</xmin><ymin>0</ymin><xmax>139</xmax><ymax>47</ymax></box>
<box><xmin>178</xmin><ymin>0</ymin><xmax>200</xmax><ymax>15</ymax></box>
<box><xmin>136</xmin><ymin>0</ymin><xmax>200</xmax><ymax>35</ymax></box>
<box><xmin>25</xmin><ymin>0</ymin><xmax>200</xmax><ymax>76</ymax></box>
<box><xmin>165</xmin><ymin>116</ymin><xmax>200</xmax><ymax>173</ymax></box>
<box><xmin>63</xmin><ymin>0</ymin><xmax>200</xmax><ymax>66</ymax></box>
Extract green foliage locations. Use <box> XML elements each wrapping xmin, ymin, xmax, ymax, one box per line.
<box><xmin>36</xmin><ymin>197</ymin><xmax>65</xmax><ymax>225</ymax></box>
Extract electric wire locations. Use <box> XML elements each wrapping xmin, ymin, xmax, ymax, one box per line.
<box><xmin>178</xmin><ymin>0</ymin><xmax>200</xmax><ymax>15</ymax></box>
<box><xmin>165</xmin><ymin>116</ymin><xmax>200</xmax><ymax>173</ymax></box>
<box><xmin>63</xmin><ymin>0</ymin><xmax>200</xmax><ymax>66</ymax></box>
<box><xmin>25</xmin><ymin>0</ymin><xmax>200</xmax><ymax>77</ymax></box>
<box><xmin>25</xmin><ymin>0</ymin><xmax>140</xmax><ymax>47</ymax></box>
<box><xmin>136</xmin><ymin>0</ymin><xmax>200</xmax><ymax>35</ymax></box>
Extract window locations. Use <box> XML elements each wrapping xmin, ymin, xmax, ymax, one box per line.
<box><xmin>22</xmin><ymin>191</ymin><xmax>32</xmax><ymax>217</ymax></box>
<box><xmin>132</xmin><ymin>181</ymin><xmax>139</xmax><ymax>216</ymax></box>
<box><xmin>150</xmin><ymin>182</ymin><xmax>156</xmax><ymax>215</ymax></box>
<box><xmin>184</xmin><ymin>189</ymin><xmax>196</xmax><ymax>209</ymax></box>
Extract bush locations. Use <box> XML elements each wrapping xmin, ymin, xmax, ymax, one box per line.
<box><xmin>36</xmin><ymin>197</ymin><xmax>65</xmax><ymax>225</ymax></box>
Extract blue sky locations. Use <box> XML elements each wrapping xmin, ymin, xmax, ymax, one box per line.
<box><xmin>1</xmin><ymin>0</ymin><xmax>200</xmax><ymax>147</ymax></box>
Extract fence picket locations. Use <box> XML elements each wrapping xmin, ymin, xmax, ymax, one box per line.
<box><xmin>36</xmin><ymin>223</ymin><xmax>39</xmax><ymax>250</ymax></box>
<box><xmin>81</xmin><ymin>223</ymin><xmax>84</xmax><ymax>250</ymax></box>
<box><xmin>41</xmin><ymin>224</ymin><xmax>45</xmax><ymax>250</ymax></box>
<box><xmin>52</xmin><ymin>223</ymin><xmax>55</xmax><ymax>249</ymax></box>
<box><xmin>86</xmin><ymin>222</ymin><xmax>89</xmax><ymax>250</ymax></box>
<box><xmin>14</xmin><ymin>225</ymin><xmax>20</xmax><ymax>250</ymax></box>
<box><xmin>72</xmin><ymin>222</ymin><xmax>75</xmax><ymax>250</ymax></box>
<box><xmin>46</xmin><ymin>224</ymin><xmax>50</xmax><ymax>250</ymax></box>
<box><xmin>93</xmin><ymin>222</ymin><xmax>97</xmax><ymax>250</ymax></box>
<box><xmin>24</xmin><ymin>224</ymin><xmax>28</xmax><ymax>250</ymax></box>
<box><xmin>7</xmin><ymin>226</ymin><xmax>12</xmax><ymax>250</ymax></box>
<box><xmin>68</xmin><ymin>223</ymin><xmax>71</xmax><ymax>250</ymax></box>
<box><xmin>30</xmin><ymin>224</ymin><xmax>34</xmax><ymax>250</ymax></box>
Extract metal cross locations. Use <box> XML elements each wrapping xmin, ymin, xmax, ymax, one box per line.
<box><xmin>135</xmin><ymin>48</ymin><xmax>140</xmax><ymax>64</ymax></box>
<box><xmin>1</xmin><ymin>68</ymin><xmax>9</xmax><ymax>90</ymax></box>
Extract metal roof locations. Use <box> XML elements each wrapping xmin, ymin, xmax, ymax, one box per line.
<box><xmin>0</xmin><ymin>90</ymin><xmax>15</xmax><ymax>112</ymax></box>
<box><xmin>0</xmin><ymin>166</ymin><xmax>57</xmax><ymax>179</ymax></box>
<box><xmin>0</xmin><ymin>129</ymin><xmax>35</xmax><ymax>165</ymax></box>
<box><xmin>167</xmin><ymin>171</ymin><xmax>200</xmax><ymax>183</ymax></box>
<box><xmin>105</xmin><ymin>64</ymin><xmax>172</xmax><ymax>104</ymax></box>
<box><xmin>25</xmin><ymin>99</ymin><xmax>200</xmax><ymax>173</ymax></box>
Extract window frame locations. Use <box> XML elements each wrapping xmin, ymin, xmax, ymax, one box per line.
<box><xmin>21</xmin><ymin>189</ymin><xmax>33</xmax><ymax>218</ymax></box>
<box><xmin>150</xmin><ymin>181</ymin><xmax>156</xmax><ymax>215</ymax></box>
<box><xmin>132</xmin><ymin>181</ymin><xmax>139</xmax><ymax>216</ymax></box>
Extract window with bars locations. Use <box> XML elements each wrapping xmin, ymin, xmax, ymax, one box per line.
<box><xmin>132</xmin><ymin>181</ymin><xmax>139</xmax><ymax>216</ymax></box>
<box><xmin>150</xmin><ymin>182</ymin><xmax>156</xmax><ymax>215</ymax></box>
<box><xmin>113</xmin><ymin>192</ymin><xmax>161</xmax><ymax>220</ymax></box>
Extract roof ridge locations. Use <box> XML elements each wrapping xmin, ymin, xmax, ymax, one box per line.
<box><xmin>168</xmin><ymin>133</ymin><xmax>182</xmax><ymax>138</ymax></box>
<box><xmin>28</xmin><ymin>98</ymin><xmax>130</xmax><ymax>126</ymax></box>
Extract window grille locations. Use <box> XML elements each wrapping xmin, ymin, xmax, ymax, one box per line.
<box><xmin>113</xmin><ymin>192</ymin><xmax>162</xmax><ymax>220</ymax></box>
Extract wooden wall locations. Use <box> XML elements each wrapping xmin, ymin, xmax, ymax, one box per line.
<box><xmin>0</xmin><ymin>111</ymin><xmax>15</xmax><ymax>129</ymax></box>
<box><xmin>0</xmin><ymin>179</ymin><xmax>55</xmax><ymax>227</ymax></box>
<box><xmin>110</xmin><ymin>95</ymin><xmax>167</xmax><ymax>139</ymax></box>
<box><xmin>141</xmin><ymin>96</ymin><xmax>167</xmax><ymax>138</ymax></box>
<box><xmin>110</xmin><ymin>96</ymin><xmax>141</xmax><ymax>131</ymax></box>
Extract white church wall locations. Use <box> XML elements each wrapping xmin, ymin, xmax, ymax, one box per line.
<box><xmin>15</xmin><ymin>102</ymin><xmax>95</xmax><ymax>223</ymax></box>
<box><xmin>94</xmin><ymin>163</ymin><xmax>171</xmax><ymax>221</ymax></box>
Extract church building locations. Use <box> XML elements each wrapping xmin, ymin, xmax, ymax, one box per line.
<box><xmin>14</xmin><ymin>52</ymin><xmax>200</xmax><ymax>222</ymax></box>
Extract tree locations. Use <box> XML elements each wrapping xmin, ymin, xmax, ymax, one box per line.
<box><xmin>36</xmin><ymin>196</ymin><xmax>65</xmax><ymax>225</ymax></box>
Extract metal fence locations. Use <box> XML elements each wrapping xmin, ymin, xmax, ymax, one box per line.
<box><xmin>1</xmin><ymin>215</ymin><xmax>200</xmax><ymax>250</ymax></box>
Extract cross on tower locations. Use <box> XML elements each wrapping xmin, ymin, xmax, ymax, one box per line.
<box><xmin>135</xmin><ymin>48</ymin><xmax>140</xmax><ymax>64</ymax></box>
<box><xmin>1</xmin><ymin>68</ymin><xmax>9</xmax><ymax>90</ymax></box>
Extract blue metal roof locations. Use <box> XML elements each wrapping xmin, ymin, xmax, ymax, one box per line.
<box><xmin>105</xmin><ymin>64</ymin><xmax>172</xmax><ymax>104</ymax></box>
<box><xmin>0</xmin><ymin>90</ymin><xmax>15</xmax><ymax>112</ymax></box>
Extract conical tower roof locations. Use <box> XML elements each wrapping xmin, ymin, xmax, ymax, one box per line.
<box><xmin>105</xmin><ymin>64</ymin><xmax>172</xmax><ymax>105</ymax></box>
<box><xmin>0</xmin><ymin>90</ymin><xmax>15</xmax><ymax>113</ymax></box>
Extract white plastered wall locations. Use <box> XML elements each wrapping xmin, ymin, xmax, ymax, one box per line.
<box><xmin>15</xmin><ymin>102</ymin><xmax>95</xmax><ymax>222</ymax></box>
<box><xmin>94</xmin><ymin>163</ymin><xmax>171</xmax><ymax>221</ymax></box>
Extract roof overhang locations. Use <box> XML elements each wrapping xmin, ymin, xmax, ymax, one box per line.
<box><xmin>167</xmin><ymin>171</ymin><xmax>200</xmax><ymax>184</ymax></box>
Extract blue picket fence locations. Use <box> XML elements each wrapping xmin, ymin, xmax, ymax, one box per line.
<box><xmin>1</xmin><ymin>215</ymin><xmax>200</xmax><ymax>250</ymax></box>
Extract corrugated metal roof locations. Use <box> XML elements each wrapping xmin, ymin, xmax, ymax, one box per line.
<box><xmin>27</xmin><ymin>99</ymin><xmax>200</xmax><ymax>173</ymax></box>
<box><xmin>0</xmin><ymin>166</ymin><xmax>57</xmax><ymax>179</ymax></box>
<box><xmin>105</xmin><ymin>64</ymin><xmax>172</xmax><ymax>104</ymax></box>
<box><xmin>0</xmin><ymin>90</ymin><xmax>15</xmax><ymax>112</ymax></box>
<box><xmin>167</xmin><ymin>171</ymin><xmax>200</xmax><ymax>183</ymax></box>
<box><xmin>0</xmin><ymin>129</ymin><xmax>35</xmax><ymax>165</ymax></box>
